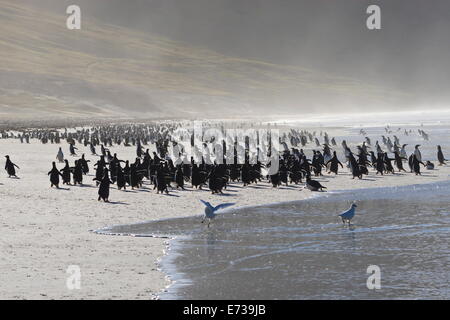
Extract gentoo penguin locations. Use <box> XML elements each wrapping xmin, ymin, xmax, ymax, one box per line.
<box><xmin>97</xmin><ymin>169</ymin><xmax>113</xmax><ymax>202</ymax></box>
<box><xmin>425</xmin><ymin>161</ymin><xmax>435</xmax><ymax>170</ymax></box>
<box><xmin>412</xmin><ymin>154</ymin><xmax>425</xmax><ymax>175</ymax></box>
<box><xmin>375</xmin><ymin>141</ymin><xmax>383</xmax><ymax>154</ymax></box>
<box><xmin>5</xmin><ymin>155</ymin><xmax>19</xmax><ymax>177</ymax></box>
<box><xmin>56</xmin><ymin>147</ymin><xmax>64</xmax><ymax>163</ymax></box>
<box><xmin>326</xmin><ymin>151</ymin><xmax>344</xmax><ymax>175</ymax></box>
<box><xmin>348</xmin><ymin>152</ymin><xmax>362</xmax><ymax>179</ymax></box>
<box><xmin>69</xmin><ymin>143</ymin><xmax>78</xmax><ymax>156</ymax></box>
<box><xmin>174</xmin><ymin>165</ymin><xmax>185</xmax><ymax>190</ymax></box>
<box><xmin>80</xmin><ymin>154</ymin><xmax>90</xmax><ymax>175</ymax></box>
<box><xmin>305</xmin><ymin>176</ymin><xmax>327</xmax><ymax>191</ymax></box>
<box><xmin>394</xmin><ymin>151</ymin><xmax>407</xmax><ymax>172</ymax></box>
<box><xmin>72</xmin><ymin>160</ymin><xmax>83</xmax><ymax>185</ymax></box>
<box><xmin>155</xmin><ymin>164</ymin><xmax>169</xmax><ymax>194</ymax></box>
<box><xmin>414</xmin><ymin>145</ymin><xmax>422</xmax><ymax>162</ymax></box>
<box><xmin>48</xmin><ymin>162</ymin><xmax>63</xmax><ymax>188</ymax></box>
<box><xmin>90</xmin><ymin>143</ymin><xmax>97</xmax><ymax>155</ymax></box>
<box><xmin>400</xmin><ymin>144</ymin><xmax>408</xmax><ymax>159</ymax></box>
<box><xmin>60</xmin><ymin>159</ymin><xmax>71</xmax><ymax>185</ymax></box>
<box><xmin>437</xmin><ymin>145</ymin><xmax>446</xmax><ymax>165</ymax></box>
<box><xmin>383</xmin><ymin>153</ymin><xmax>395</xmax><ymax>174</ymax></box>
<box><xmin>116</xmin><ymin>163</ymin><xmax>126</xmax><ymax>190</ymax></box>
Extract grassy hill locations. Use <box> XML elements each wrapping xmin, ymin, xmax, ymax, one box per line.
<box><xmin>0</xmin><ymin>0</ymin><xmax>404</xmax><ymax>121</ymax></box>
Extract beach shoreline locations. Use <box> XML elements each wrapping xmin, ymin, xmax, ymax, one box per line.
<box><xmin>1</xmin><ymin>134</ymin><xmax>448</xmax><ymax>299</ymax></box>
<box><xmin>97</xmin><ymin>175</ymin><xmax>450</xmax><ymax>299</ymax></box>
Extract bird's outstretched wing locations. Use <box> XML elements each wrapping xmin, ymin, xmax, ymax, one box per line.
<box><xmin>200</xmin><ymin>199</ymin><xmax>214</xmax><ymax>210</ymax></box>
<box><xmin>213</xmin><ymin>202</ymin><xmax>236</xmax><ymax>212</ymax></box>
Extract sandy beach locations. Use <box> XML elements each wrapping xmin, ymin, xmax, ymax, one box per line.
<box><xmin>0</xmin><ymin>137</ymin><xmax>449</xmax><ymax>300</ymax></box>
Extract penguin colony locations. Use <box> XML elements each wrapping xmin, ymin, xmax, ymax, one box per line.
<box><xmin>0</xmin><ymin>122</ymin><xmax>447</xmax><ymax>203</ymax></box>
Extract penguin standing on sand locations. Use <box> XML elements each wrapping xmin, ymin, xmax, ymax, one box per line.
<box><xmin>72</xmin><ymin>160</ymin><xmax>83</xmax><ymax>185</ymax></box>
<box><xmin>174</xmin><ymin>165</ymin><xmax>185</xmax><ymax>190</ymax></box>
<box><xmin>90</xmin><ymin>143</ymin><xmax>97</xmax><ymax>156</ymax></box>
<box><xmin>96</xmin><ymin>169</ymin><xmax>113</xmax><ymax>202</ymax></box>
<box><xmin>60</xmin><ymin>159</ymin><xmax>71</xmax><ymax>185</ymax></box>
<box><xmin>155</xmin><ymin>164</ymin><xmax>169</xmax><ymax>194</ymax></box>
<box><xmin>412</xmin><ymin>154</ymin><xmax>425</xmax><ymax>175</ymax></box>
<box><xmin>414</xmin><ymin>145</ymin><xmax>422</xmax><ymax>162</ymax></box>
<box><xmin>394</xmin><ymin>151</ymin><xmax>407</xmax><ymax>172</ymax></box>
<box><xmin>437</xmin><ymin>145</ymin><xmax>447</xmax><ymax>165</ymax></box>
<box><xmin>400</xmin><ymin>144</ymin><xmax>408</xmax><ymax>159</ymax></box>
<box><xmin>56</xmin><ymin>147</ymin><xmax>64</xmax><ymax>163</ymax></box>
<box><xmin>69</xmin><ymin>143</ymin><xmax>78</xmax><ymax>156</ymax></box>
<box><xmin>94</xmin><ymin>159</ymin><xmax>105</xmax><ymax>186</ymax></box>
<box><xmin>116</xmin><ymin>163</ymin><xmax>126</xmax><ymax>190</ymax></box>
<box><xmin>326</xmin><ymin>151</ymin><xmax>344</xmax><ymax>175</ymax></box>
<box><xmin>5</xmin><ymin>156</ymin><xmax>19</xmax><ymax>178</ymax></box>
<box><xmin>348</xmin><ymin>152</ymin><xmax>362</xmax><ymax>179</ymax></box>
<box><xmin>79</xmin><ymin>154</ymin><xmax>90</xmax><ymax>175</ymax></box>
<box><xmin>48</xmin><ymin>162</ymin><xmax>63</xmax><ymax>188</ymax></box>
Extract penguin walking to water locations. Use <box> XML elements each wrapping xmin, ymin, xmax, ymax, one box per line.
<box><xmin>96</xmin><ymin>169</ymin><xmax>113</xmax><ymax>202</ymax></box>
<box><xmin>116</xmin><ymin>163</ymin><xmax>126</xmax><ymax>190</ymax></box>
<box><xmin>60</xmin><ymin>159</ymin><xmax>71</xmax><ymax>185</ymax></box>
<box><xmin>93</xmin><ymin>159</ymin><xmax>105</xmax><ymax>186</ymax></box>
<box><xmin>414</xmin><ymin>145</ymin><xmax>422</xmax><ymax>162</ymax></box>
<box><xmin>155</xmin><ymin>165</ymin><xmax>169</xmax><ymax>194</ymax></box>
<box><xmin>174</xmin><ymin>165</ymin><xmax>185</xmax><ymax>190</ymax></box>
<box><xmin>5</xmin><ymin>155</ymin><xmax>19</xmax><ymax>177</ymax></box>
<box><xmin>394</xmin><ymin>151</ymin><xmax>407</xmax><ymax>172</ymax></box>
<box><xmin>90</xmin><ymin>143</ymin><xmax>97</xmax><ymax>156</ymax></box>
<box><xmin>48</xmin><ymin>162</ymin><xmax>63</xmax><ymax>188</ymax></box>
<box><xmin>412</xmin><ymin>154</ymin><xmax>425</xmax><ymax>175</ymax></box>
<box><xmin>69</xmin><ymin>143</ymin><xmax>78</xmax><ymax>156</ymax></box>
<box><xmin>326</xmin><ymin>151</ymin><xmax>344</xmax><ymax>175</ymax></box>
<box><xmin>72</xmin><ymin>160</ymin><xmax>83</xmax><ymax>185</ymax></box>
<box><xmin>437</xmin><ymin>145</ymin><xmax>447</xmax><ymax>165</ymax></box>
<box><xmin>400</xmin><ymin>144</ymin><xmax>408</xmax><ymax>159</ymax></box>
<box><xmin>79</xmin><ymin>154</ymin><xmax>90</xmax><ymax>175</ymax></box>
<box><xmin>348</xmin><ymin>152</ymin><xmax>362</xmax><ymax>179</ymax></box>
<box><xmin>305</xmin><ymin>176</ymin><xmax>327</xmax><ymax>191</ymax></box>
<box><xmin>56</xmin><ymin>147</ymin><xmax>64</xmax><ymax>163</ymax></box>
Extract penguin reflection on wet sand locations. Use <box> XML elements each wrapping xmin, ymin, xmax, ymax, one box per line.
<box><xmin>5</xmin><ymin>155</ymin><xmax>19</xmax><ymax>178</ymax></box>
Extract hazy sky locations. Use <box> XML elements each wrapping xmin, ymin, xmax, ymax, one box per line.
<box><xmin>9</xmin><ymin>0</ymin><xmax>450</xmax><ymax>114</ymax></box>
<box><xmin>27</xmin><ymin>0</ymin><xmax>450</xmax><ymax>108</ymax></box>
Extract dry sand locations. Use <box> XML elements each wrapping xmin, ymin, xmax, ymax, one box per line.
<box><xmin>0</xmin><ymin>139</ymin><xmax>449</xmax><ymax>299</ymax></box>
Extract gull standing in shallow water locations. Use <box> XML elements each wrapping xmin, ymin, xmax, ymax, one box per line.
<box><xmin>338</xmin><ymin>202</ymin><xmax>358</xmax><ymax>225</ymax></box>
<box><xmin>200</xmin><ymin>200</ymin><xmax>235</xmax><ymax>227</ymax></box>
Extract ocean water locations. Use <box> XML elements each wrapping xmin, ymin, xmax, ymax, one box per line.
<box><xmin>103</xmin><ymin>180</ymin><xmax>450</xmax><ymax>300</ymax></box>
